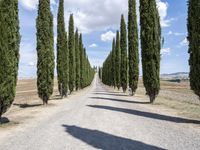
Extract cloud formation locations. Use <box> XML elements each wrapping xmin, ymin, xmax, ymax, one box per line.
<box><xmin>19</xmin><ymin>0</ymin><xmax>170</xmax><ymax>33</ymax></box>
<box><xmin>19</xmin><ymin>0</ymin><xmax>57</xmax><ymax>10</ymax></box>
<box><xmin>161</xmin><ymin>47</ymin><xmax>171</xmax><ymax>56</ymax></box>
<box><xmin>101</xmin><ymin>31</ymin><xmax>115</xmax><ymax>42</ymax></box>
<box><xmin>156</xmin><ymin>0</ymin><xmax>171</xmax><ymax>27</ymax></box>
<box><xmin>89</xmin><ymin>43</ymin><xmax>98</xmax><ymax>48</ymax></box>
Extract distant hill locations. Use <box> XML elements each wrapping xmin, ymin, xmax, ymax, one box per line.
<box><xmin>161</xmin><ymin>72</ymin><xmax>189</xmax><ymax>80</ymax></box>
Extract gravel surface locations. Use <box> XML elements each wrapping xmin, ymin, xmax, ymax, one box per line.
<box><xmin>0</xmin><ymin>75</ymin><xmax>200</xmax><ymax>150</ymax></box>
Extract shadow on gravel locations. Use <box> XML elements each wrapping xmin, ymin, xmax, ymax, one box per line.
<box><xmin>94</xmin><ymin>91</ymin><xmax>122</xmax><ymax>94</ymax></box>
<box><xmin>0</xmin><ymin>117</ymin><xmax>10</xmax><ymax>124</ymax></box>
<box><xmin>90</xmin><ymin>97</ymin><xmax>149</xmax><ymax>104</ymax></box>
<box><xmin>13</xmin><ymin>103</ymin><xmax>42</xmax><ymax>108</ymax></box>
<box><xmin>62</xmin><ymin>125</ymin><xmax>164</xmax><ymax>150</ymax></box>
<box><xmin>88</xmin><ymin>105</ymin><xmax>200</xmax><ymax>125</ymax></box>
<box><xmin>93</xmin><ymin>92</ymin><xmax>129</xmax><ymax>97</ymax></box>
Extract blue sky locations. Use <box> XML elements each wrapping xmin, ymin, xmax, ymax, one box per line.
<box><xmin>18</xmin><ymin>0</ymin><xmax>189</xmax><ymax>78</ymax></box>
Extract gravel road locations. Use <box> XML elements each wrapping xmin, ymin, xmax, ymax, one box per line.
<box><xmin>0</xmin><ymin>75</ymin><xmax>200</xmax><ymax>150</ymax></box>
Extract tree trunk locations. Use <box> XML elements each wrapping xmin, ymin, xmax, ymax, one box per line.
<box><xmin>149</xmin><ymin>93</ymin><xmax>156</xmax><ymax>104</ymax></box>
<box><xmin>43</xmin><ymin>96</ymin><xmax>48</xmax><ymax>105</ymax></box>
<box><xmin>123</xmin><ymin>89</ymin><xmax>126</xmax><ymax>93</ymax></box>
<box><xmin>131</xmin><ymin>91</ymin><xmax>135</xmax><ymax>96</ymax></box>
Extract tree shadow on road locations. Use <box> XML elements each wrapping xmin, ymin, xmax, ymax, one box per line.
<box><xmin>90</xmin><ymin>97</ymin><xmax>150</xmax><ymax>104</ymax></box>
<box><xmin>87</xmin><ymin>105</ymin><xmax>200</xmax><ymax>125</ymax></box>
<box><xmin>62</xmin><ymin>125</ymin><xmax>164</xmax><ymax>150</ymax></box>
<box><xmin>94</xmin><ymin>90</ymin><xmax>122</xmax><ymax>94</ymax></box>
<box><xmin>13</xmin><ymin>103</ymin><xmax>42</xmax><ymax>108</ymax></box>
<box><xmin>0</xmin><ymin>117</ymin><xmax>10</xmax><ymax>124</ymax></box>
<box><xmin>93</xmin><ymin>92</ymin><xmax>129</xmax><ymax>97</ymax></box>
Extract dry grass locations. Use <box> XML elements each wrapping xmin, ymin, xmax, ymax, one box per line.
<box><xmin>136</xmin><ymin>80</ymin><xmax>200</xmax><ymax>119</ymax></box>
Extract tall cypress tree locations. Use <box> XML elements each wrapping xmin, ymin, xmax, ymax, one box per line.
<box><xmin>75</xmin><ymin>29</ymin><xmax>80</xmax><ymax>91</ymax></box>
<box><xmin>36</xmin><ymin>0</ymin><xmax>55</xmax><ymax>104</ymax></box>
<box><xmin>128</xmin><ymin>0</ymin><xmax>139</xmax><ymax>96</ymax></box>
<box><xmin>79</xmin><ymin>34</ymin><xmax>84</xmax><ymax>89</ymax></box>
<box><xmin>0</xmin><ymin>0</ymin><xmax>20</xmax><ymax>121</ymax></box>
<box><xmin>140</xmin><ymin>0</ymin><xmax>161</xmax><ymax>103</ymax></box>
<box><xmin>62</xmin><ymin>32</ymin><xmax>69</xmax><ymax>96</ymax></box>
<box><xmin>115</xmin><ymin>31</ymin><xmax>121</xmax><ymax>90</ymax></box>
<box><xmin>68</xmin><ymin>14</ymin><xmax>75</xmax><ymax>93</ymax></box>
<box><xmin>120</xmin><ymin>15</ymin><xmax>128</xmax><ymax>92</ymax></box>
<box><xmin>83</xmin><ymin>48</ymin><xmax>87</xmax><ymax>87</ymax></box>
<box><xmin>188</xmin><ymin>0</ymin><xmax>200</xmax><ymax>99</ymax></box>
<box><xmin>111</xmin><ymin>38</ymin><xmax>116</xmax><ymax>88</ymax></box>
<box><xmin>57</xmin><ymin>0</ymin><xmax>68</xmax><ymax>97</ymax></box>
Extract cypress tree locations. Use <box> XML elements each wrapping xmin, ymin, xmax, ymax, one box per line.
<box><xmin>75</xmin><ymin>29</ymin><xmax>80</xmax><ymax>91</ymax></box>
<box><xmin>36</xmin><ymin>0</ymin><xmax>55</xmax><ymax>104</ymax></box>
<box><xmin>68</xmin><ymin>14</ymin><xmax>75</xmax><ymax>93</ymax></box>
<box><xmin>99</xmin><ymin>67</ymin><xmax>102</xmax><ymax>79</ymax></box>
<box><xmin>111</xmin><ymin>38</ymin><xmax>116</xmax><ymax>88</ymax></box>
<box><xmin>62</xmin><ymin>33</ymin><xmax>69</xmax><ymax>96</ymax></box>
<box><xmin>83</xmin><ymin>48</ymin><xmax>87</xmax><ymax>87</ymax></box>
<box><xmin>115</xmin><ymin>31</ymin><xmax>121</xmax><ymax>90</ymax></box>
<box><xmin>140</xmin><ymin>0</ymin><xmax>161</xmax><ymax>103</ymax></box>
<box><xmin>128</xmin><ymin>0</ymin><xmax>139</xmax><ymax>96</ymax></box>
<box><xmin>79</xmin><ymin>34</ymin><xmax>84</xmax><ymax>89</ymax></box>
<box><xmin>188</xmin><ymin>0</ymin><xmax>200</xmax><ymax>99</ymax></box>
<box><xmin>120</xmin><ymin>15</ymin><xmax>128</xmax><ymax>93</ymax></box>
<box><xmin>57</xmin><ymin>0</ymin><xmax>68</xmax><ymax>97</ymax></box>
<box><xmin>0</xmin><ymin>0</ymin><xmax>20</xmax><ymax>121</ymax></box>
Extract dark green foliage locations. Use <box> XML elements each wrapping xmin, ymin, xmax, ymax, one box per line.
<box><xmin>80</xmin><ymin>34</ymin><xmax>84</xmax><ymax>88</ymax></box>
<box><xmin>120</xmin><ymin>15</ymin><xmax>128</xmax><ymax>92</ymax></box>
<box><xmin>128</xmin><ymin>0</ymin><xmax>139</xmax><ymax>96</ymax></box>
<box><xmin>36</xmin><ymin>0</ymin><xmax>55</xmax><ymax>104</ymax></box>
<box><xmin>75</xmin><ymin>29</ymin><xmax>80</xmax><ymax>91</ymax></box>
<box><xmin>98</xmin><ymin>67</ymin><xmax>102</xmax><ymax>79</ymax></box>
<box><xmin>140</xmin><ymin>0</ymin><xmax>161</xmax><ymax>103</ymax></box>
<box><xmin>111</xmin><ymin>39</ymin><xmax>116</xmax><ymax>88</ymax></box>
<box><xmin>188</xmin><ymin>0</ymin><xmax>200</xmax><ymax>98</ymax></box>
<box><xmin>57</xmin><ymin>0</ymin><xmax>68</xmax><ymax>97</ymax></box>
<box><xmin>68</xmin><ymin>14</ymin><xmax>75</xmax><ymax>93</ymax></box>
<box><xmin>62</xmin><ymin>33</ymin><xmax>69</xmax><ymax>96</ymax></box>
<box><xmin>102</xmin><ymin>52</ymin><xmax>112</xmax><ymax>86</ymax></box>
<box><xmin>115</xmin><ymin>31</ymin><xmax>121</xmax><ymax>90</ymax></box>
<box><xmin>102</xmin><ymin>39</ymin><xmax>117</xmax><ymax>87</ymax></box>
<box><xmin>79</xmin><ymin>34</ymin><xmax>94</xmax><ymax>88</ymax></box>
<box><xmin>0</xmin><ymin>0</ymin><xmax>20</xmax><ymax>120</ymax></box>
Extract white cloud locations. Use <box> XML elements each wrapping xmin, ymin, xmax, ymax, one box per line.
<box><xmin>63</xmin><ymin>0</ymin><xmax>128</xmax><ymax>33</ymax></box>
<box><xmin>19</xmin><ymin>0</ymin><xmax>171</xmax><ymax>33</ymax></box>
<box><xmin>156</xmin><ymin>0</ymin><xmax>172</xmax><ymax>27</ymax></box>
<box><xmin>179</xmin><ymin>38</ymin><xmax>189</xmax><ymax>47</ymax></box>
<box><xmin>161</xmin><ymin>47</ymin><xmax>171</xmax><ymax>56</ymax></box>
<box><xmin>19</xmin><ymin>0</ymin><xmax>57</xmax><ymax>10</ymax></box>
<box><xmin>101</xmin><ymin>31</ymin><xmax>115</xmax><ymax>42</ymax></box>
<box><xmin>19</xmin><ymin>0</ymin><xmax>38</xmax><ymax>10</ymax></box>
<box><xmin>89</xmin><ymin>43</ymin><xmax>98</xmax><ymax>48</ymax></box>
